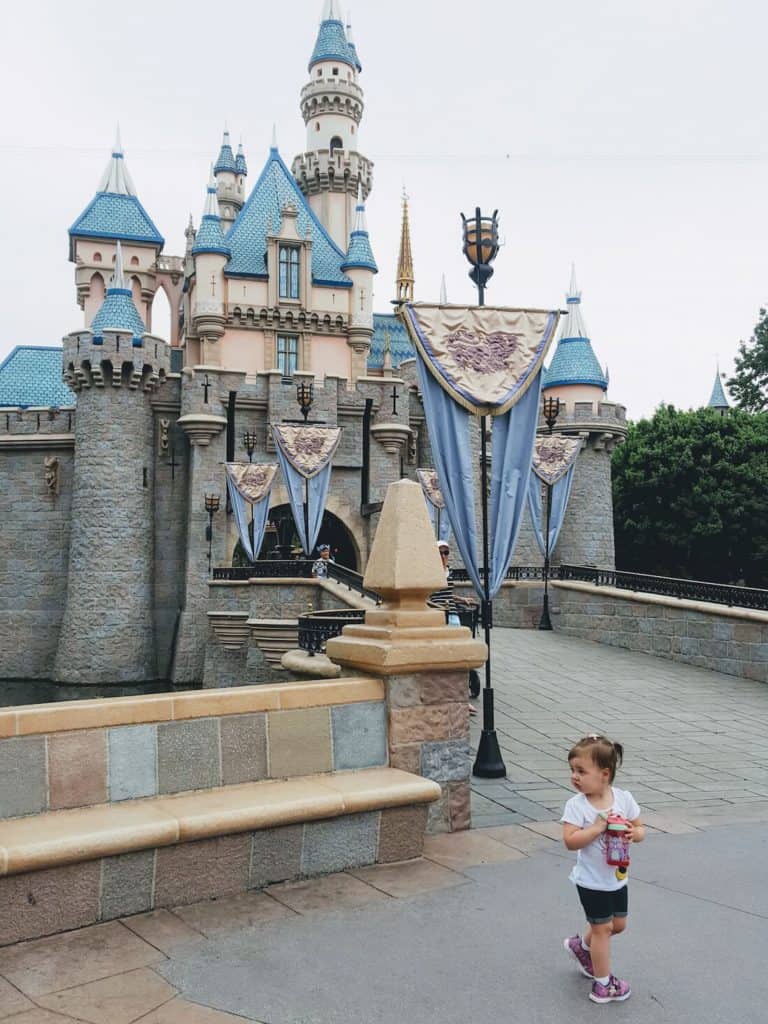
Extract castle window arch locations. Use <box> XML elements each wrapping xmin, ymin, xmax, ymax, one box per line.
<box><xmin>278</xmin><ymin>246</ymin><xmax>300</xmax><ymax>300</ymax></box>
<box><xmin>130</xmin><ymin>256</ymin><xmax>139</xmax><ymax>267</ymax></box>
<box><xmin>330</xmin><ymin>136</ymin><xmax>343</xmax><ymax>155</ymax></box>
<box><xmin>332</xmin><ymin>67</ymin><xmax>339</xmax><ymax>76</ymax></box>
<box><xmin>93</xmin><ymin>252</ymin><xmax>102</xmax><ymax>263</ymax></box>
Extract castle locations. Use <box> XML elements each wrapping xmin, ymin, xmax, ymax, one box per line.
<box><xmin>0</xmin><ymin>1</ymin><xmax>626</xmax><ymax>687</ymax></box>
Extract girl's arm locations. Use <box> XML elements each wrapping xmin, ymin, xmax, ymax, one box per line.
<box><xmin>562</xmin><ymin>819</ymin><xmax>607</xmax><ymax>851</ymax></box>
<box><xmin>626</xmin><ymin>817</ymin><xmax>645</xmax><ymax>843</ymax></box>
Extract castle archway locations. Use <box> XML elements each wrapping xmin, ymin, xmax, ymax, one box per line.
<box><xmin>232</xmin><ymin>504</ymin><xmax>359</xmax><ymax>570</ymax></box>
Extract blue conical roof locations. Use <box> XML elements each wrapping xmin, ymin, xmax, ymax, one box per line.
<box><xmin>192</xmin><ymin>170</ymin><xmax>231</xmax><ymax>256</ymax></box>
<box><xmin>90</xmin><ymin>243</ymin><xmax>146</xmax><ymax>345</ymax></box>
<box><xmin>309</xmin><ymin>3</ymin><xmax>355</xmax><ymax>71</ymax></box>
<box><xmin>708</xmin><ymin>369</ymin><xmax>730</xmax><ymax>409</ymax></box>
<box><xmin>341</xmin><ymin>190</ymin><xmax>377</xmax><ymax>272</ymax></box>
<box><xmin>225</xmin><ymin>146</ymin><xmax>351</xmax><ymax>287</ymax></box>
<box><xmin>235</xmin><ymin>141</ymin><xmax>248</xmax><ymax>176</ymax></box>
<box><xmin>543</xmin><ymin>268</ymin><xmax>608</xmax><ymax>390</ymax></box>
<box><xmin>214</xmin><ymin>130</ymin><xmax>237</xmax><ymax>174</ymax></box>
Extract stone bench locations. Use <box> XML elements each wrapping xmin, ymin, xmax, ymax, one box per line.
<box><xmin>0</xmin><ymin>678</ymin><xmax>441</xmax><ymax>945</ymax></box>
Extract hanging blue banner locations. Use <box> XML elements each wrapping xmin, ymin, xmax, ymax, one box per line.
<box><xmin>271</xmin><ymin>425</ymin><xmax>342</xmax><ymax>556</ymax></box>
<box><xmin>527</xmin><ymin>435</ymin><xmax>582</xmax><ymax>556</ymax></box>
<box><xmin>225</xmin><ymin>463</ymin><xmax>278</xmax><ymax>562</ymax></box>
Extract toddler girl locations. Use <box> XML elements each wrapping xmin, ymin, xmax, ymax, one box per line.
<box><xmin>561</xmin><ymin>734</ymin><xmax>645</xmax><ymax>1004</ymax></box>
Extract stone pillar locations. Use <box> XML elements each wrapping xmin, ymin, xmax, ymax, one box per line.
<box><xmin>170</xmin><ymin>366</ymin><xmax>242</xmax><ymax>684</ymax></box>
<box><xmin>327</xmin><ymin>479</ymin><xmax>486</xmax><ymax>832</ymax></box>
<box><xmin>54</xmin><ymin>330</ymin><xmax>170</xmax><ymax>684</ymax></box>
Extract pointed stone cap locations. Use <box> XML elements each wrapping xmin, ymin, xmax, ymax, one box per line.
<box><xmin>327</xmin><ymin>479</ymin><xmax>487</xmax><ymax>674</ymax></box>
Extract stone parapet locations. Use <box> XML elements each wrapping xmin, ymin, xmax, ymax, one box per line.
<box><xmin>291</xmin><ymin>150</ymin><xmax>373</xmax><ymax>200</ymax></box>
<box><xmin>62</xmin><ymin>330</ymin><xmax>169</xmax><ymax>393</ymax></box>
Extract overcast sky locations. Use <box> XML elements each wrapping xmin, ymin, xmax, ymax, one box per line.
<box><xmin>2</xmin><ymin>0</ymin><xmax>766</xmax><ymax>419</ymax></box>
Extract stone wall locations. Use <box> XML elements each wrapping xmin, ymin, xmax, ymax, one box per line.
<box><xmin>0</xmin><ymin>412</ymin><xmax>74</xmax><ymax>678</ymax></box>
<box><xmin>554</xmin><ymin>581</ymin><xmax>768</xmax><ymax>684</ymax></box>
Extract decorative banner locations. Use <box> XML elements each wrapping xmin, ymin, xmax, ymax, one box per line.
<box><xmin>225</xmin><ymin>462</ymin><xmax>278</xmax><ymax>502</ymax></box>
<box><xmin>271</xmin><ymin>424</ymin><xmax>342</xmax><ymax>479</ymax></box>
<box><xmin>404</xmin><ymin>302</ymin><xmax>561</xmax><ymax>603</ymax></box>
<box><xmin>225</xmin><ymin>463</ymin><xmax>278</xmax><ymax>563</ymax></box>
<box><xmin>531</xmin><ymin>435</ymin><xmax>581</xmax><ymax>486</ymax></box>
<box><xmin>402</xmin><ymin>303</ymin><xmax>559</xmax><ymax>416</ymax></box>
<box><xmin>416</xmin><ymin>468</ymin><xmax>451</xmax><ymax>542</ymax></box>
<box><xmin>270</xmin><ymin>425</ymin><xmax>342</xmax><ymax>556</ymax></box>
<box><xmin>527</xmin><ymin>436</ymin><xmax>581</xmax><ymax>557</ymax></box>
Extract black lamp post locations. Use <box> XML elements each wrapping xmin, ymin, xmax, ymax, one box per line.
<box><xmin>243</xmin><ymin>432</ymin><xmax>257</xmax><ymax>463</ymax></box>
<box><xmin>297</xmin><ymin>380</ymin><xmax>314</xmax><ymax>422</ymax></box>
<box><xmin>461</xmin><ymin>207</ymin><xmax>505</xmax><ymax>779</ymax></box>
<box><xmin>538</xmin><ymin>396</ymin><xmax>561</xmax><ymax>630</ymax></box>
<box><xmin>204</xmin><ymin>493</ymin><xmax>220</xmax><ymax>574</ymax></box>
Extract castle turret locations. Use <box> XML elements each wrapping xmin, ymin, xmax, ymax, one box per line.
<box><xmin>214</xmin><ymin>129</ymin><xmax>245</xmax><ymax>230</ymax></box>
<box><xmin>69</xmin><ymin>127</ymin><xmax>164</xmax><ymax>327</ymax></box>
<box><xmin>55</xmin><ymin>242</ymin><xmax>170</xmax><ymax>684</ymax></box>
<box><xmin>341</xmin><ymin>183</ymin><xmax>378</xmax><ymax>378</ymax></box>
<box><xmin>191</xmin><ymin>169</ymin><xmax>231</xmax><ymax>365</ymax></box>
<box><xmin>291</xmin><ymin>0</ymin><xmax>373</xmax><ymax>250</ymax></box>
<box><xmin>707</xmin><ymin>366</ymin><xmax>730</xmax><ymax>416</ymax></box>
<box><xmin>539</xmin><ymin>267</ymin><xmax>627</xmax><ymax>569</ymax></box>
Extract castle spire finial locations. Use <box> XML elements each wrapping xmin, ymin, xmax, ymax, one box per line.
<box><xmin>112</xmin><ymin>240</ymin><xmax>126</xmax><ymax>291</ymax></box>
<box><xmin>271</xmin><ymin>123</ymin><xmax>278</xmax><ymax>151</ymax></box>
<box><xmin>567</xmin><ymin>262</ymin><xmax>581</xmax><ymax>303</ymax></box>
<box><xmin>395</xmin><ymin>188</ymin><xmax>415</xmax><ymax>305</ymax></box>
<box><xmin>98</xmin><ymin>126</ymin><xmax>136</xmax><ymax>196</ymax></box>
<box><xmin>440</xmin><ymin>273</ymin><xmax>448</xmax><ymax>305</ymax></box>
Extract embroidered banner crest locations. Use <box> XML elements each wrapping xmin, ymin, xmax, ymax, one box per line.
<box><xmin>531</xmin><ymin>435</ymin><xmax>582</xmax><ymax>486</ymax></box>
<box><xmin>401</xmin><ymin>303</ymin><xmax>560</xmax><ymax>416</ymax></box>
<box><xmin>271</xmin><ymin>425</ymin><xmax>342</xmax><ymax>479</ymax></box>
<box><xmin>225</xmin><ymin>463</ymin><xmax>278</xmax><ymax>504</ymax></box>
<box><xmin>416</xmin><ymin>468</ymin><xmax>446</xmax><ymax>510</ymax></box>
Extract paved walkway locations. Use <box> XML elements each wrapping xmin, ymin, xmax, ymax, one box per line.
<box><xmin>470</xmin><ymin>629</ymin><xmax>768</xmax><ymax>827</ymax></box>
<box><xmin>0</xmin><ymin>631</ymin><xmax>765</xmax><ymax>1023</ymax></box>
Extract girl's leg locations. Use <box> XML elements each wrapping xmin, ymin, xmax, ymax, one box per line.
<box><xmin>612</xmin><ymin>916</ymin><xmax>627</xmax><ymax>937</ymax></box>
<box><xmin>588</xmin><ymin>922</ymin><xmax>613</xmax><ymax>979</ymax></box>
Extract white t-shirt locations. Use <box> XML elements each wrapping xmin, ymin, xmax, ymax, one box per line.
<box><xmin>560</xmin><ymin>787</ymin><xmax>641</xmax><ymax>892</ymax></box>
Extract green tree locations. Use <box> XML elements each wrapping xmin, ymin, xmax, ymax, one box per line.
<box><xmin>728</xmin><ymin>308</ymin><xmax>768</xmax><ymax>412</ymax></box>
<box><xmin>612</xmin><ymin>406</ymin><xmax>768</xmax><ymax>587</ymax></box>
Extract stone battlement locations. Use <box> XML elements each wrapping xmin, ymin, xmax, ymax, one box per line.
<box><xmin>62</xmin><ymin>330</ymin><xmax>170</xmax><ymax>393</ymax></box>
<box><xmin>291</xmin><ymin>150</ymin><xmax>373</xmax><ymax>199</ymax></box>
<box><xmin>0</xmin><ymin>406</ymin><xmax>75</xmax><ymax>437</ymax></box>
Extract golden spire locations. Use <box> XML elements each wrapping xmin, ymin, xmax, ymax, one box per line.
<box><xmin>396</xmin><ymin>188</ymin><xmax>414</xmax><ymax>305</ymax></box>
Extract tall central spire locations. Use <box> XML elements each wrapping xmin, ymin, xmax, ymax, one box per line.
<box><xmin>396</xmin><ymin>189</ymin><xmax>414</xmax><ymax>304</ymax></box>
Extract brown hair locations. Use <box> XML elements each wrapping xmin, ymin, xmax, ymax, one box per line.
<box><xmin>568</xmin><ymin>734</ymin><xmax>624</xmax><ymax>783</ymax></box>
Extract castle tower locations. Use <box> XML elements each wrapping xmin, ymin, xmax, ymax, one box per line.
<box><xmin>190</xmin><ymin>169</ymin><xmax>231</xmax><ymax>365</ymax></box>
<box><xmin>707</xmin><ymin>366</ymin><xmax>731</xmax><ymax>416</ymax></box>
<box><xmin>342</xmin><ymin>182</ymin><xmax>378</xmax><ymax>379</ymax></box>
<box><xmin>395</xmin><ymin>190</ymin><xmax>415</xmax><ymax>305</ymax></box>
<box><xmin>69</xmin><ymin>128</ymin><xmax>164</xmax><ymax>328</ymax></box>
<box><xmin>54</xmin><ymin>242</ymin><xmax>170</xmax><ymax>684</ymax></box>
<box><xmin>291</xmin><ymin>0</ymin><xmax>373</xmax><ymax>250</ymax></box>
<box><xmin>214</xmin><ymin>129</ymin><xmax>246</xmax><ymax>230</ymax></box>
<box><xmin>540</xmin><ymin>267</ymin><xmax>627</xmax><ymax>569</ymax></box>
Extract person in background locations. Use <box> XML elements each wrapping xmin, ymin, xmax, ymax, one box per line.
<box><xmin>312</xmin><ymin>543</ymin><xmax>333</xmax><ymax>579</ymax></box>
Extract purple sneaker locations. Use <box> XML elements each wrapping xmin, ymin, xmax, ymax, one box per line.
<box><xmin>590</xmin><ymin>975</ymin><xmax>631</xmax><ymax>1003</ymax></box>
<box><xmin>563</xmin><ymin>935</ymin><xmax>594</xmax><ymax>978</ymax></box>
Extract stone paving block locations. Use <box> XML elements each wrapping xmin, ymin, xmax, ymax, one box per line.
<box><xmin>173</xmin><ymin>891</ymin><xmax>294</xmax><ymax>935</ymax></box>
<box><xmin>100</xmin><ymin>850</ymin><xmax>156</xmax><ymax>920</ymax></box>
<box><xmin>108</xmin><ymin>725</ymin><xmax>157</xmax><ymax>801</ymax></box>
<box><xmin>301</xmin><ymin>812</ymin><xmax>379</xmax><ymax>875</ymax></box>
<box><xmin>36</xmin><ymin>966</ymin><xmax>177</xmax><ymax>1024</ymax></box>
<box><xmin>121</xmin><ymin>910</ymin><xmax>203</xmax><ymax>954</ymax></box>
<box><xmin>267</xmin><ymin>708</ymin><xmax>332</xmax><ymax>779</ymax></box>
<box><xmin>220</xmin><ymin>713</ymin><xmax>267</xmax><ymax>785</ymax></box>
<box><xmin>250</xmin><ymin>825</ymin><xmax>303</xmax><ymax>889</ymax></box>
<box><xmin>0</xmin><ymin>736</ymin><xmax>46</xmax><ymax>818</ymax></box>
<box><xmin>157</xmin><ymin>719</ymin><xmax>220</xmax><ymax>795</ymax></box>
<box><xmin>267</xmin><ymin>873</ymin><xmax>387</xmax><ymax>914</ymax></box>
<box><xmin>331</xmin><ymin>701</ymin><xmax>387</xmax><ymax>770</ymax></box>
<box><xmin>424</xmin><ymin>830</ymin><xmax>526</xmax><ymax>870</ymax></box>
<box><xmin>0</xmin><ymin>975</ymin><xmax>34</xmax><ymax>1016</ymax></box>
<box><xmin>349</xmin><ymin>858</ymin><xmax>469</xmax><ymax>898</ymax></box>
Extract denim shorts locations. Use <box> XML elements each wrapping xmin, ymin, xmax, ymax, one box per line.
<box><xmin>576</xmin><ymin>884</ymin><xmax>628</xmax><ymax>924</ymax></box>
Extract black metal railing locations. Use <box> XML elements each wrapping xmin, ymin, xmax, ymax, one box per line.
<box><xmin>213</xmin><ymin>560</ymin><xmax>315</xmax><ymax>582</ymax></box>
<box><xmin>298</xmin><ymin>609</ymin><xmax>366</xmax><ymax>655</ymax></box>
<box><xmin>326</xmin><ymin>563</ymin><xmax>382</xmax><ymax>604</ymax></box>
<box><xmin>449</xmin><ymin>565</ymin><xmax>563</xmax><ymax>584</ymax></box>
<box><xmin>558</xmin><ymin>565</ymin><xmax>768</xmax><ymax>611</ymax></box>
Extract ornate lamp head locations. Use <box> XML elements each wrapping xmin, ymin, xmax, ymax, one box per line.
<box><xmin>542</xmin><ymin>395</ymin><xmax>561</xmax><ymax>433</ymax></box>
<box><xmin>243</xmin><ymin>432</ymin><xmax>258</xmax><ymax>462</ymax></box>
<box><xmin>296</xmin><ymin>380</ymin><xmax>314</xmax><ymax>422</ymax></box>
<box><xmin>461</xmin><ymin>208</ymin><xmax>500</xmax><ymax>295</ymax></box>
<box><xmin>204</xmin><ymin>493</ymin><xmax>221</xmax><ymax>515</ymax></box>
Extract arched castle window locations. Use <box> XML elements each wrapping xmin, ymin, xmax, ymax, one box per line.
<box><xmin>93</xmin><ymin>252</ymin><xmax>102</xmax><ymax>263</ymax></box>
<box><xmin>332</xmin><ymin>67</ymin><xmax>339</xmax><ymax>76</ymax></box>
<box><xmin>277</xmin><ymin>334</ymin><xmax>298</xmax><ymax>376</ymax></box>
<box><xmin>278</xmin><ymin>246</ymin><xmax>300</xmax><ymax>300</ymax></box>
<box><xmin>330</xmin><ymin>136</ymin><xmax>343</xmax><ymax>155</ymax></box>
<box><xmin>130</xmin><ymin>256</ymin><xmax>139</xmax><ymax>266</ymax></box>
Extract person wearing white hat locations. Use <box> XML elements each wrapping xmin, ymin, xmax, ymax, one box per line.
<box><xmin>312</xmin><ymin>544</ymin><xmax>334</xmax><ymax>579</ymax></box>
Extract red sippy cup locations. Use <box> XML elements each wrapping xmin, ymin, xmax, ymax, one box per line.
<box><xmin>605</xmin><ymin>814</ymin><xmax>631</xmax><ymax>880</ymax></box>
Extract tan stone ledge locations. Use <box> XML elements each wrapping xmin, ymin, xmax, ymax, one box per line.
<box><xmin>0</xmin><ymin>768</ymin><xmax>440</xmax><ymax>877</ymax></box>
<box><xmin>208</xmin><ymin>578</ymin><xmax>322</xmax><ymax>588</ymax></box>
<box><xmin>0</xmin><ymin>677</ymin><xmax>384</xmax><ymax>739</ymax></box>
<box><xmin>552</xmin><ymin>581</ymin><xmax>768</xmax><ymax>624</ymax></box>
<box><xmin>327</xmin><ymin>631</ymin><xmax>487</xmax><ymax>676</ymax></box>
<box><xmin>281</xmin><ymin>650</ymin><xmax>341</xmax><ymax>678</ymax></box>
<box><xmin>0</xmin><ymin>434</ymin><xmax>74</xmax><ymax>450</ymax></box>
